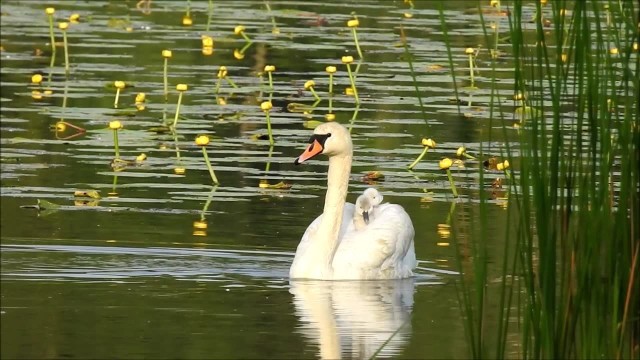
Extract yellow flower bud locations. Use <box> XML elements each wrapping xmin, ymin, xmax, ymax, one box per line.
<box><xmin>217</xmin><ymin>97</ymin><xmax>227</xmax><ymax>105</ymax></box>
<box><xmin>109</xmin><ymin>120</ymin><xmax>123</xmax><ymax>130</ymax></box>
<box><xmin>559</xmin><ymin>9</ymin><xmax>567</xmax><ymax>16</ymax></box>
<box><xmin>135</xmin><ymin>93</ymin><xmax>146</xmax><ymax>103</ymax></box>
<box><xmin>490</xmin><ymin>0</ymin><xmax>499</xmax><ymax>7</ymax></box>
<box><xmin>609</xmin><ymin>47</ymin><xmax>618</xmax><ymax>55</ymax></box>
<box><xmin>45</xmin><ymin>7</ymin><xmax>55</xmax><ymax>15</ymax></box>
<box><xmin>421</xmin><ymin>138</ymin><xmax>436</xmax><ymax>148</ymax></box>
<box><xmin>217</xmin><ymin>66</ymin><xmax>228</xmax><ymax>78</ymax></box>
<box><xmin>55</xmin><ymin>122</ymin><xmax>67</xmax><ymax>132</ymax></box>
<box><xmin>69</xmin><ymin>14</ymin><xmax>80</xmax><ymax>22</ymax></box>
<box><xmin>497</xmin><ymin>160</ymin><xmax>510</xmax><ymax>171</ymax></box>
<box><xmin>260</xmin><ymin>101</ymin><xmax>273</xmax><ymax>111</ymax></box>
<box><xmin>513</xmin><ymin>92</ymin><xmax>524</xmax><ymax>101</ymax></box>
<box><xmin>58</xmin><ymin>22</ymin><xmax>69</xmax><ymax>31</ymax></box>
<box><xmin>195</xmin><ymin>135</ymin><xmax>210</xmax><ymax>146</ymax></box>
<box><xmin>162</xmin><ymin>49</ymin><xmax>172</xmax><ymax>58</ymax></box>
<box><xmin>114</xmin><ymin>81</ymin><xmax>125</xmax><ymax>89</ymax></box>
<box><xmin>304</xmin><ymin>80</ymin><xmax>315</xmax><ymax>90</ymax></box>
<box><xmin>345</xmin><ymin>87</ymin><xmax>354</xmax><ymax>96</ymax></box>
<box><xmin>182</xmin><ymin>16</ymin><xmax>192</xmax><ymax>26</ymax></box>
<box><xmin>233</xmin><ymin>49</ymin><xmax>245</xmax><ymax>60</ymax></box>
<box><xmin>456</xmin><ymin>146</ymin><xmax>466</xmax><ymax>157</ymax></box>
<box><xmin>326</xmin><ymin>66</ymin><xmax>337</xmax><ymax>74</ymax></box>
<box><xmin>32</xmin><ymin>90</ymin><xmax>43</xmax><ymax>100</ymax></box>
<box><xmin>31</xmin><ymin>74</ymin><xmax>43</xmax><ymax>84</ymax></box>
<box><xmin>201</xmin><ymin>35</ymin><xmax>214</xmax><ymax>47</ymax></box>
<box><xmin>403</xmin><ymin>12</ymin><xmax>413</xmax><ymax>18</ymax></box>
<box><xmin>633</xmin><ymin>42</ymin><xmax>638</xmax><ymax>51</ymax></box>
<box><xmin>540</xmin><ymin>0</ymin><xmax>547</xmax><ymax>4</ymax></box>
<box><xmin>465</xmin><ymin>47</ymin><xmax>474</xmax><ymax>55</ymax></box>
<box><xmin>439</xmin><ymin>158</ymin><xmax>453</xmax><ymax>170</ymax></box>
<box><xmin>561</xmin><ymin>53</ymin><xmax>568</xmax><ymax>63</ymax></box>
<box><xmin>43</xmin><ymin>89</ymin><xmax>53</xmax><ymax>96</ymax></box>
<box><xmin>325</xmin><ymin>113</ymin><xmax>336</xmax><ymax>121</ymax></box>
<box><xmin>176</xmin><ymin>84</ymin><xmax>188</xmax><ymax>91</ymax></box>
<box><xmin>136</xmin><ymin>104</ymin><xmax>145</xmax><ymax>111</ymax></box>
<box><xmin>341</xmin><ymin>56</ymin><xmax>354</xmax><ymax>64</ymax></box>
<box><xmin>347</xmin><ymin>19</ymin><xmax>359</xmax><ymax>28</ymax></box>
<box><xmin>136</xmin><ymin>153</ymin><xmax>147</xmax><ymax>162</ymax></box>
<box><xmin>174</xmin><ymin>167</ymin><xmax>186</xmax><ymax>175</ymax></box>
<box><xmin>264</xmin><ymin>65</ymin><xmax>276</xmax><ymax>72</ymax></box>
<box><xmin>234</xmin><ymin>25</ymin><xmax>246</xmax><ymax>35</ymax></box>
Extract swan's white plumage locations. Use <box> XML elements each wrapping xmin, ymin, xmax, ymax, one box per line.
<box><xmin>290</xmin><ymin>122</ymin><xmax>417</xmax><ymax>280</ymax></box>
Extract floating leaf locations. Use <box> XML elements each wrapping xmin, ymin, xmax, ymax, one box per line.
<box><xmin>259</xmin><ymin>180</ymin><xmax>291</xmax><ymax>190</ymax></box>
<box><xmin>303</xmin><ymin>120</ymin><xmax>323</xmax><ymax>129</ymax></box>
<box><xmin>74</xmin><ymin>190</ymin><xmax>101</xmax><ymax>199</ymax></box>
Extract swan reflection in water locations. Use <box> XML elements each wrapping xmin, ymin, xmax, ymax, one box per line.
<box><xmin>290</xmin><ymin>279</ymin><xmax>415</xmax><ymax>359</ymax></box>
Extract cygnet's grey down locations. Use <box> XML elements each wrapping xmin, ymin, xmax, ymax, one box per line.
<box><xmin>353</xmin><ymin>188</ymin><xmax>384</xmax><ymax>230</ymax></box>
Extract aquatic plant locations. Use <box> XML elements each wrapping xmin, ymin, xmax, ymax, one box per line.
<box><xmin>438</xmin><ymin>158</ymin><xmax>458</xmax><ymax>197</ymax></box>
<box><xmin>407</xmin><ymin>138</ymin><xmax>436</xmax><ymax>170</ymax></box>
<box><xmin>261</xmin><ymin>101</ymin><xmax>274</xmax><ymax>146</ymax></box>
<box><xmin>113</xmin><ymin>80</ymin><xmax>125</xmax><ymax>108</ymax></box>
<box><xmin>264</xmin><ymin>65</ymin><xmax>275</xmax><ymax>93</ymax></box>
<box><xmin>304</xmin><ymin>80</ymin><xmax>321</xmax><ymax>102</ymax></box>
<box><xmin>439</xmin><ymin>1</ymin><xmax>640</xmax><ymax>358</ymax></box>
<box><xmin>341</xmin><ymin>56</ymin><xmax>359</xmax><ymax>105</ymax></box>
<box><xmin>162</xmin><ymin>50</ymin><xmax>172</xmax><ymax>101</ymax></box>
<box><xmin>171</xmin><ymin>84</ymin><xmax>188</xmax><ymax>129</ymax></box>
<box><xmin>325</xmin><ymin>65</ymin><xmax>336</xmax><ymax>114</ymax></box>
<box><xmin>347</xmin><ymin>17</ymin><xmax>363</xmax><ymax>59</ymax></box>
<box><xmin>58</xmin><ymin>22</ymin><xmax>70</xmax><ymax>73</ymax></box>
<box><xmin>45</xmin><ymin>7</ymin><xmax>56</xmax><ymax>55</ymax></box>
<box><xmin>195</xmin><ymin>135</ymin><xmax>220</xmax><ymax>185</ymax></box>
<box><xmin>108</xmin><ymin>120</ymin><xmax>122</xmax><ymax>159</ymax></box>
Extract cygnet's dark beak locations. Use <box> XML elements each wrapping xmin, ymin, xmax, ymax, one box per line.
<box><xmin>363</xmin><ymin>211</ymin><xmax>370</xmax><ymax>224</ymax></box>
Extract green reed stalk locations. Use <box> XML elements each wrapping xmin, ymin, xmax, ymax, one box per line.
<box><xmin>201</xmin><ymin>147</ymin><xmax>219</xmax><ymax>185</ymax></box>
<box><xmin>400</xmin><ymin>25</ymin><xmax>428</xmax><ymax>128</ymax></box>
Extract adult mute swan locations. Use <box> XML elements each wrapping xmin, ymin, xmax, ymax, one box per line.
<box><xmin>353</xmin><ymin>188</ymin><xmax>383</xmax><ymax>230</ymax></box>
<box><xmin>291</xmin><ymin>122</ymin><xmax>417</xmax><ymax>280</ymax></box>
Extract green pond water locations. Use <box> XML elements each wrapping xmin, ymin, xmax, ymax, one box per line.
<box><xmin>1</xmin><ymin>0</ymin><xmax>524</xmax><ymax>358</ymax></box>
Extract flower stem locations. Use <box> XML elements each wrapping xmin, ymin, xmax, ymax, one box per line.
<box><xmin>163</xmin><ymin>58</ymin><xmax>169</xmax><ymax>101</ymax></box>
<box><xmin>113</xmin><ymin>129</ymin><xmax>120</xmax><ymax>159</ymax></box>
<box><xmin>309</xmin><ymin>87</ymin><xmax>321</xmax><ymax>102</ymax></box>
<box><xmin>48</xmin><ymin>15</ymin><xmax>56</xmax><ymax>55</ymax></box>
<box><xmin>201</xmin><ymin>147</ymin><xmax>220</xmax><ymax>185</ymax></box>
<box><xmin>352</xmin><ymin>28</ymin><xmax>363</xmax><ymax>59</ymax></box>
<box><xmin>265</xmin><ymin>111</ymin><xmax>274</xmax><ymax>146</ymax></box>
<box><xmin>172</xmin><ymin>92</ymin><xmax>183</xmax><ymax>128</ymax></box>
<box><xmin>62</xmin><ymin>31</ymin><xmax>69</xmax><ymax>74</ymax></box>
<box><xmin>407</xmin><ymin>147</ymin><xmax>429</xmax><ymax>170</ymax></box>
<box><xmin>468</xmin><ymin>53</ymin><xmax>475</xmax><ymax>88</ymax></box>
<box><xmin>328</xmin><ymin>73</ymin><xmax>334</xmax><ymax>113</ymax></box>
<box><xmin>267</xmin><ymin>71</ymin><xmax>274</xmax><ymax>92</ymax></box>
<box><xmin>114</xmin><ymin>89</ymin><xmax>121</xmax><ymax>108</ymax></box>
<box><xmin>346</xmin><ymin>63</ymin><xmax>360</xmax><ymax>105</ymax></box>
<box><xmin>446</xmin><ymin>169</ymin><xmax>458</xmax><ymax>197</ymax></box>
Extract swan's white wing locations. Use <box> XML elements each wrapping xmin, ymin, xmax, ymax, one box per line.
<box><xmin>332</xmin><ymin>204</ymin><xmax>416</xmax><ymax>279</ymax></box>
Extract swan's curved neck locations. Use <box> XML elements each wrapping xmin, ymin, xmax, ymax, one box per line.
<box><xmin>315</xmin><ymin>153</ymin><xmax>352</xmax><ymax>270</ymax></box>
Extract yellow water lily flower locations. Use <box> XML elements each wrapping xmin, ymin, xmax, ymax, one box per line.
<box><xmin>135</xmin><ymin>92</ymin><xmax>146</xmax><ymax>103</ymax></box>
<box><xmin>260</xmin><ymin>101</ymin><xmax>273</xmax><ymax>111</ymax></box>
<box><xmin>162</xmin><ymin>49</ymin><xmax>172</xmax><ymax>58</ymax></box>
<box><xmin>465</xmin><ymin>47</ymin><xmax>474</xmax><ymax>55</ymax></box>
<box><xmin>234</xmin><ymin>25</ymin><xmax>246</xmax><ymax>35</ymax></box>
<box><xmin>439</xmin><ymin>158</ymin><xmax>453</xmax><ymax>170</ymax></box>
<box><xmin>217</xmin><ymin>66</ymin><xmax>228</xmax><ymax>78</ymax></box>
<box><xmin>31</xmin><ymin>74</ymin><xmax>43</xmax><ymax>84</ymax></box>
<box><xmin>325</xmin><ymin>113</ymin><xmax>336</xmax><ymax>121</ymax></box>
<box><xmin>421</xmin><ymin>138</ymin><xmax>436</xmax><ymax>148</ymax></box>
<box><xmin>304</xmin><ymin>80</ymin><xmax>315</xmax><ymax>90</ymax></box>
<box><xmin>326</xmin><ymin>66</ymin><xmax>337</xmax><ymax>74</ymax></box>
<box><xmin>264</xmin><ymin>65</ymin><xmax>275</xmax><ymax>72</ymax></box>
<box><xmin>347</xmin><ymin>19</ymin><xmax>359</xmax><ymax>28</ymax></box>
<box><xmin>114</xmin><ymin>81</ymin><xmax>126</xmax><ymax>89</ymax></box>
<box><xmin>341</xmin><ymin>56</ymin><xmax>354</xmax><ymax>64</ymax></box>
<box><xmin>176</xmin><ymin>84</ymin><xmax>188</xmax><ymax>91</ymax></box>
<box><xmin>201</xmin><ymin>35</ymin><xmax>214</xmax><ymax>47</ymax></box>
<box><xmin>58</xmin><ymin>22</ymin><xmax>69</xmax><ymax>31</ymax></box>
<box><xmin>45</xmin><ymin>7</ymin><xmax>55</xmax><ymax>15</ymax></box>
<box><xmin>195</xmin><ymin>135</ymin><xmax>210</xmax><ymax>146</ymax></box>
<box><xmin>109</xmin><ymin>120</ymin><xmax>123</xmax><ymax>130</ymax></box>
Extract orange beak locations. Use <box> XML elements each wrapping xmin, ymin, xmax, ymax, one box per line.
<box><xmin>294</xmin><ymin>139</ymin><xmax>324</xmax><ymax>165</ymax></box>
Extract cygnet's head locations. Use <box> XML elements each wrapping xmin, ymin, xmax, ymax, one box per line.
<box><xmin>363</xmin><ymin>187</ymin><xmax>383</xmax><ymax>206</ymax></box>
<box><xmin>355</xmin><ymin>194</ymin><xmax>375</xmax><ymax>225</ymax></box>
<box><xmin>294</xmin><ymin>122</ymin><xmax>352</xmax><ymax>165</ymax></box>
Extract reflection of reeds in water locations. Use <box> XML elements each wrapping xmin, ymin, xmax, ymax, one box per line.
<box><xmin>431</xmin><ymin>1</ymin><xmax>640</xmax><ymax>358</ymax></box>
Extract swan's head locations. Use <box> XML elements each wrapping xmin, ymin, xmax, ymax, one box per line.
<box><xmin>355</xmin><ymin>194</ymin><xmax>374</xmax><ymax>224</ymax></box>
<box><xmin>363</xmin><ymin>187</ymin><xmax>383</xmax><ymax>205</ymax></box>
<box><xmin>294</xmin><ymin>122</ymin><xmax>352</xmax><ymax>165</ymax></box>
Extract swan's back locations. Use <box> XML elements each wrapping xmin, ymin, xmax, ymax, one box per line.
<box><xmin>333</xmin><ymin>203</ymin><xmax>416</xmax><ymax>280</ymax></box>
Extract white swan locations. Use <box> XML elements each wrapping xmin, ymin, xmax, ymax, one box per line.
<box><xmin>291</xmin><ymin>122</ymin><xmax>417</xmax><ymax>280</ymax></box>
<box><xmin>353</xmin><ymin>188</ymin><xmax>383</xmax><ymax>230</ymax></box>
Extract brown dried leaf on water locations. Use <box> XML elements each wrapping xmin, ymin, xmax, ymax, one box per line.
<box><xmin>362</xmin><ymin>171</ymin><xmax>385</xmax><ymax>182</ymax></box>
<box><xmin>74</xmin><ymin>190</ymin><xmax>101</xmax><ymax>199</ymax></box>
<box><xmin>483</xmin><ymin>157</ymin><xmax>499</xmax><ymax>170</ymax></box>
